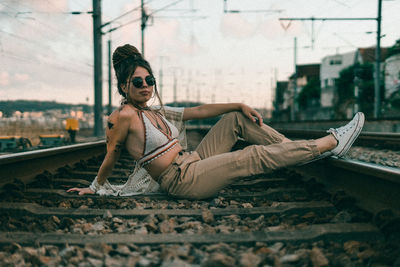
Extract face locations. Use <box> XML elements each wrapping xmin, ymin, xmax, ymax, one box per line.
<box><xmin>123</xmin><ymin>66</ymin><xmax>155</xmax><ymax>106</ymax></box>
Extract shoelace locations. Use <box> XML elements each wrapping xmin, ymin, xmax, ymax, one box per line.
<box><xmin>327</xmin><ymin>120</ymin><xmax>356</xmax><ymax>138</ymax></box>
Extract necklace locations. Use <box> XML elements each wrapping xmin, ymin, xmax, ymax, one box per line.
<box><xmin>129</xmin><ymin>102</ymin><xmax>165</xmax><ymax>132</ymax></box>
<box><xmin>146</xmin><ymin>110</ymin><xmax>165</xmax><ymax>131</ymax></box>
<box><xmin>130</xmin><ymin>102</ymin><xmax>150</xmax><ymax>111</ymax></box>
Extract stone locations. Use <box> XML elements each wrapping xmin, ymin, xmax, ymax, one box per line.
<box><xmin>255</xmin><ymin>247</ymin><xmax>274</xmax><ymax>255</ymax></box>
<box><xmin>81</xmin><ymin>223</ymin><xmax>93</xmax><ymax>233</ymax></box>
<box><xmin>103</xmin><ymin>210</ymin><xmax>113</xmax><ymax>219</ymax></box>
<box><xmin>0</xmin><ymin>252</ymin><xmax>7</xmax><ymax>261</ymax></box>
<box><xmin>280</xmin><ymin>254</ymin><xmax>300</xmax><ymax>263</ymax></box>
<box><xmin>58</xmin><ymin>201</ymin><xmax>71</xmax><ymax>208</ymax></box>
<box><xmin>86</xmin><ymin>198</ymin><xmax>94</xmax><ymax>206</ymax></box>
<box><xmin>60</xmin><ymin>217</ymin><xmax>75</xmax><ymax>229</ymax></box>
<box><xmin>92</xmin><ymin>221</ymin><xmax>105</xmax><ymax>232</ymax></box>
<box><xmin>59</xmin><ymin>246</ymin><xmax>76</xmax><ymax>259</ymax></box>
<box><xmin>239</xmin><ymin>252</ymin><xmax>261</xmax><ymax>267</ymax></box>
<box><xmin>241</xmin><ymin>203</ymin><xmax>253</xmax><ymax>208</ymax></box>
<box><xmin>105</xmin><ymin>255</ymin><xmax>126</xmax><ymax>267</ymax></box>
<box><xmin>87</xmin><ymin>257</ymin><xmax>103</xmax><ymax>266</ymax></box>
<box><xmin>84</xmin><ymin>247</ymin><xmax>104</xmax><ymax>259</ymax></box>
<box><xmin>69</xmin><ymin>256</ymin><xmax>82</xmax><ymax>265</ymax></box>
<box><xmin>215</xmin><ymin>225</ymin><xmax>232</xmax><ymax>234</ymax></box>
<box><xmin>161</xmin><ymin>258</ymin><xmax>192</xmax><ymax>267</ymax></box>
<box><xmin>137</xmin><ymin>257</ymin><xmax>152</xmax><ymax>266</ymax></box>
<box><xmin>72</xmin><ymin>226</ymin><xmax>84</xmax><ymax>234</ymax></box>
<box><xmin>112</xmin><ymin>217</ymin><xmax>124</xmax><ymax>224</ymax></box>
<box><xmin>310</xmin><ymin>247</ymin><xmax>329</xmax><ymax>267</ymax></box>
<box><xmin>135</xmin><ymin>226</ymin><xmax>149</xmax><ymax>235</ymax></box>
<box><xmin>159</xmin><ymin>219</ymin><xmax>176</xmax><ymax>234</ymax></box>
<box><xmin>44</xmin><ymin>245</ymin><xmax>59</xmax><ymax>257</ymax></box>
<box><xmin>21</xmin><ymin>247</ymin><xmax>41</xmax><ymax>265</ymax></box>
<box><xmin>145</xmin><ymin>221</ymin><xmax>158</xmax><ymax>232</ymax></box>
<box><xmin>357</xmin><ymin>249</ymin><xmax>375</xmax><ymax>261</ymax></box>
<box><xmin>343</xmin><ymin>241</ymin><xmax>361</xmax><ymax>255</ymax></box>
<box><xmin>302</xmin><ymin>212</ymin><xmax>317</xmax><ymax>220</ymax></box>
<box><xmin>201</xmin><ymin>210</ymin><xmax>214</xmax><ymax>224</ymax></box>
<box><xmin>115</xmin><ymin>245</ymin><xmax>131</xmax><ymax>256</ymax></box>
<box><xmin>50</xmin><ymin>215</ymin><xmax>60</xmax><ymax>225</ymax></box>
<box><xmin>331</xmin><ymin>211</ymin><xmax>352</xmax><ymax>223</ymax></box>
<box><xmin>176</xmin><ymin>244</ymin><xmax>191</xmax><ymax>258</ymax></box>
<box><xmin>269</xmin><ymin>242</ymin><xmax>284</xmax><ymax>254</ymax></box>
<box><xmin>202</xmin><ymin>252</ymin><xmax>235</xmax><ymax>267</ymax></box>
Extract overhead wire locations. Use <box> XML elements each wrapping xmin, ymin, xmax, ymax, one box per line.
<box><xmin>105</xmin><ymin>0</ymin><xmax>185</xmax><ymax>33</ymax></box>
<box><xmin>0</xmin><ymin>2</ymin><xmax>93</xmax><ymax>70</ymax></box>
<box><xmin>0</xmin><ymin>2</ymin><xmax>93</xmax><ymax>54</ymax></box>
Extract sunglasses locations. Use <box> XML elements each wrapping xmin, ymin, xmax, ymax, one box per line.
<box><xmin>130</xmin><ymin>75</ymin><xmax>156</xmax><ymax>88</ymax></box>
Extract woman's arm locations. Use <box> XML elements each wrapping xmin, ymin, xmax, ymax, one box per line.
<box><xmin>67</xmin><ymin>112</ymin><xmax>130</xmax><ymax>195</ymax></box>
<box><xmin>183</xmin><ymin>103</ymin><xmax>263</xmax><ymax>126</ymax></box>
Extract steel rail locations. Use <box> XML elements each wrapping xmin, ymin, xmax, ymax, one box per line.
<box><xmin>0</xmin><ymin>140</ymin><xmax>106</xmax><ymax>187</ymax></box>
<box><xmin>275</xmin><ymin>129</ymin><xmax>400</xmax><ymax>148</ymax></box>
<box><xmin>294</xmin><ymin>157</ymin><xmax>400</xmax><ymax>215</ymax></box>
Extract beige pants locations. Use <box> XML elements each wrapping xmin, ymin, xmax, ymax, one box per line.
<box><xmin>158</xmin><ymin>112</ymin><xmax>320</xmax><ymax>199</ymax></box>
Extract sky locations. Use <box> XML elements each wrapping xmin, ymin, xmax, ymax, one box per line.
<box><xmin>0</xmin><ymin>0</ymin><xmax>399</xmax><ymax>109</ymax></box>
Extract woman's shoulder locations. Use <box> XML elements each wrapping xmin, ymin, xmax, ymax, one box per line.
<box><xmin>109</xmin><ymin>104</ymin><xmax>138</xmax><ymax>122</ymax></box>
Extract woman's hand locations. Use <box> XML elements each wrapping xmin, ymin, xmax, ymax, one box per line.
<box><xmin>67</xmin><ymin>187</ymin><xmax>95</xmax><ymax>195</ymax></box>
<box><xmin>240</xmin><ymin>104</ymin><xmax>263</xmax><ymax>126</ymax></box>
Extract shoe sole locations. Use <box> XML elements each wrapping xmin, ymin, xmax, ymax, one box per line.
<box><xmin>335</xmin><ymin>112</ymin><xmax>365</xmax><ymax>157</ymax></box>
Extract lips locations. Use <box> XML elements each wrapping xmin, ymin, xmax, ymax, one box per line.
<box><xmin>139</xmin><ymin>91</ymin><xmax>151</xmax><ymax>96</ymax></box>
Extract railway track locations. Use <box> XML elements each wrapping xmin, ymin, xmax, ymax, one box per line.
<box><xmin>275</xmin><ymin>129</ymin><xmax>400</xmax><ymax>149</ymax></box>
<box><xmin>0</xmin><ymin>141</ymin><xmax>399</xmax><ymax>266</ymax></box>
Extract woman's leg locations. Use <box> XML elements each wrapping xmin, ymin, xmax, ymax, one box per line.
<box><xmin>196</xmin><ymin>112</ymin><xmax>287</xmax><ymax>159</ymax></box>
<box><xmin>167</xmin><ymin>139</ymin><xmax>323</xmax><ymax>199</ymax></box>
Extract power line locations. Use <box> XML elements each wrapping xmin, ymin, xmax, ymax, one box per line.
<box><xmin>0</xmin><ymin>2</ymin><xmax>93</xmax><ymax>50</ymax></box>
<box><xmin>0</xmin><ymin>29</ymin><xmax>93</xmax><ymax>70</ymax></box>
<box><xmin>1</xmin><ymin>49</ymin><xmax>92</xmax><ymax>77</ymax></box>
<box><xmin>103</xmin><ymin>0</ymin><xmax>185</xmax><ymax>34</ymax></box>
<box><xmin>101</xmin><ymin>0</ymin><xmax>157</xmax><ymax>28</ymax></box>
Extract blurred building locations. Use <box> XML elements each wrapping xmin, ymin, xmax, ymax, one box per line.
<box><xmin>385</xmin><ymin>54</ymin><xmax>400</xmax><ymax>99</ymax></box>
<box><xmin>273</xmin><ymin>46</ymin><xmax>397</xmax><ymax>121</ymax></box>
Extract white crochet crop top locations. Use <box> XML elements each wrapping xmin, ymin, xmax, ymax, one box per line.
<box><xmin>137</xmin><ymin>110</ymin><xmax>179</xmax><ymax>165</ymax></box>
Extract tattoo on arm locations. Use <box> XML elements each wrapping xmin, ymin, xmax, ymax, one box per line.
<box><xmin>107</xmin><ymin>121</ymin><xmax>114</xmax><ymax>129</ymax></box>
<box><xmin>114</xmin><ymin>141</ymin><xmax>123</xmax><ymax>153</ymax></box>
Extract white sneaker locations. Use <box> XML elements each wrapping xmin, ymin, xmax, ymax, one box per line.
<box><xmin>327</xmin><ymin>112</ymin><xmax>365</xmax><ymax>157</ymax></box>
<box><xmin>298</xmin><ymin>112</ymin><xmax>365</xmax><ymax>165</ymax></box>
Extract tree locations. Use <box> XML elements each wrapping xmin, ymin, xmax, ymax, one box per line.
<box><xmin>335</xmin><ymin>63</ymin><xmax>376</xmax><ymax>118</ymax></box>
<box><xmin>387</xmin><ymin>39</ymin><xmax>400</xmax><ymax>58</ymax></box>
<box><xmin>297</xmin><ymin>78</ymin><xmax>320</xmax><ymax>109</ymax></box>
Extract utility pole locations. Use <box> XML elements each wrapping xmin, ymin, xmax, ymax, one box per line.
<box><xmin>107</xmin><ymin>39</ymin><xmax>112</xmax><ymax>115</ymax></box>
<box><xmin>158</xmin><ymin>56</ymin><xmax>164</xmax><ymax>100</ymax></box>
<box><xmin>173</xmin><ymin>70</ymin><xmax>177</xmax><ymax>103</ymax></box>
<box><xmin>92</xmin><ymin>0</ymin><xmax>103</xmax><ymax>137</ymax></box>
<box><xmin>374</xmin><ymin>0</ymin><xmax>382</xmax><ymax>118</ymax></box>
<box><xmin>141</xmin><ymin>0</ymin><xmax>149</xmax><ymax>56</ymax></box>
<box><xmin>291</xmin><ymin>37</ymin><xmax>297</xmax><ymax>121</ymax></box>
<box><xmin>280</xmin><ymin>3</ymin><xmax>384</xmax><ymax>118</ymax></box>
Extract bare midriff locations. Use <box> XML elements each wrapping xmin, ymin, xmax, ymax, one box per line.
<box><xmin>142</xmin><ymin>143</ymin><xmax>183</xmax><ymax>178</ymax></box>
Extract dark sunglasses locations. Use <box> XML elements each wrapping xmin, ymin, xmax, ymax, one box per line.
<box><xmin>131</xmin><ymin>75</ymin><xmax>156</xmax><ymax>88</ymax></box>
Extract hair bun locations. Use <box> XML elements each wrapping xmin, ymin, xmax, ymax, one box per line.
<box><xmin>112</xmin><ymin>44</ymin><xmax>143</xmax><ymax>67</ymax></box>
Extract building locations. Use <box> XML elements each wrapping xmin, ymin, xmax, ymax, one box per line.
<box><xmin>274</xmin><ymin>64</ymin><xmax>320</xmax><ymax>121</ymax></box>
<box><xmin>384</xmin><ymin>53</ymin><xmax>400</xmax><ymax>99</ymax></box>
<box><xmin>320</xmin><ymin>51</ymin><xmax>356</xmax><ymax>108</ymax></box>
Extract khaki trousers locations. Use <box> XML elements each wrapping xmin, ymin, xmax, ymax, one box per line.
<box><xmin>158</xmin><ymin>112</ymin><xmax>320</xmax><ymax>199</ymax></box>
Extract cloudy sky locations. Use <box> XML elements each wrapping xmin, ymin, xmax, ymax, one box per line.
<box><xmin>0</xmin><ymin>0</ymin><xmax>399</xmax><ymax>109</ymax></box>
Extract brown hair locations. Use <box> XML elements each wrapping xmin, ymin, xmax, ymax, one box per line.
<box><xmin>112</xmin><ymin>44</ymin><xmax>163</xmax><ymax>108</ymax></box>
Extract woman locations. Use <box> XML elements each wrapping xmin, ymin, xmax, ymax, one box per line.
<box><xmin>68</xmin><ymin>44</ymin><xmax>365</xmax><ymax>199</ymax></box>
